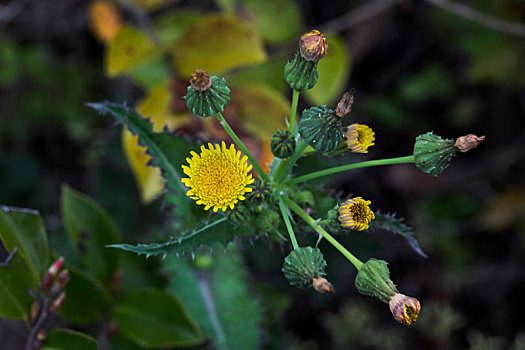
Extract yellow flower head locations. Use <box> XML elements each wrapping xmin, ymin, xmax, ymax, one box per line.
<box><xmin>345</xmin><ymin>124</ymin><xmax>375</xmax><ymax>153</ymax></box>
<box><xmin>338</xmin><ymin>197</ymin><xmax>375</xmax><ymax>231</ymax></box>
<box><xmin>389</xmin><ymin>293</ymin><xmax>421</xmax><ymax>326</ymax></box>
<box><xmin>181</xmin><ymin>142</ymin><xmax>254</xmax><ymax>212</ymax></box>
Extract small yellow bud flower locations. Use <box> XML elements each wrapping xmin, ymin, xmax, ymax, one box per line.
<box><xmin>389</xmin><ymin>293</ymin><xmax>421</xmax><ymax>326</ymax></box>
<box><xmin>338</xmin><ymin>197</ymin><xmax>375</xmax><ymax>231</ymax></box>
<box><xmin>345</xmin><ymin>124</ymin><xmax>375</xmax><ymax>153</ymax></box>
<box><xmin>299</xmin><ymin>30</ymin><xmax>328</xmax><ymax>62</ymax></box>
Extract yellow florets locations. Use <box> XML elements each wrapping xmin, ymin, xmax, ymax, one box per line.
<box><xmin>338</xmin><ymin>197</ymin><xmax>375</xmax><ymax>231</ymax></box>
<box><xmin>345</xmin><ymin>124</ymin><xmax>375</xmax><ymax>153</ymax></box>
<box><xmin>181</xmin><ymin>142</ymin><xmax>254</xmax><ymax>212</ymax></box>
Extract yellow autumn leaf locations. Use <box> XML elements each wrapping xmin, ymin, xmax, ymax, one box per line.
<box><xmin>87</xmin><ymin>0</ymin><xmax>122</xmax><ymax>43</ymax></box>
<box><xmin>173</xmin><ymin>15</ymin><xmax>266</xmax><ymax>77</ymax></box>
<box><xmin>105</xmin><ymin>26</ymin><xmax>163</xmax><ymax>77</ymax></box>
<box><xmin>123</xmin><ymin>83</ymin><xmax>191</xmax><ymax>204</ymax></box>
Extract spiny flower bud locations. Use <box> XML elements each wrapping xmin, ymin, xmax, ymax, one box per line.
<box><xmin>54</xmin><ymin>269</ymin><xmax>70</xmax><ymax>288</ymax></box>
<box><xmin>389</xmin><ymin>293</ymin><xmax>421</xmax><ymax>326</ymax></box>
<box><xmin>335</xmin><ymin>89</ymin><xmax>355</xmax><ymax>118</ymax></box>
<box><xmin>48</xmin><ymin>291</ymin><xmax>66</xmax><ymax>314</ymax></box>
<box><xmin>282</xmin><ymin>247</ymin><xmax>327</xmax><ymax>288</ymax></box>
<box><xmin>413</xmin><ymin>132</ymin><xmax>457</xmax><ymax>177</ymax></box>
<box><xmin>354</xmin><ymin>259</ymin><xmax>398</xmax><ymax>303</ymax></box>
<box><xmin>299</xmin><ymin>30</ymin><xmax>328</xmax><ymax>62</ymax></box>
<box><xmin>455</xmin><ymin>134</ymin><xmax>485</xmax><ymax>152</ymax></box>
<box><xmin>184</xmin><ymin>69</ymin><xmax>231</xmax><ymax>118</ymax></box>
<box><xmin>226</xmin><ymin>204</ymin><xmax>252</xmax><ymax>226</ymax></box>
<box><xmin>247</xmin><ymin>180</ymin><xmax>270</xmax><ymax>204</ymax></box>
<box><xmin>42</xmin><ymin>257</ymin><xmax>64</xmax><ymax>291</ymax></box>
<box><xmin>271</xmin><ymin>130</ymin><xmax>296</xmax><ymax>159</ymax></box>
<box><xmin>312</xmin><ymin>277</ymin><xmax>335</xmax><ymax>293</ymax></box>
<box><xmin>299</xmin><ymin>106</ymin><xmax>344</xmax><ymax>152</ymax></box>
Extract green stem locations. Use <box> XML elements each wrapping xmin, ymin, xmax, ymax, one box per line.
<box><xmin>278</xmin><ymin>197</ymin><xmax>299</xmax><ymax>249</ymax></box>
<box><xmin>288</xmin><ymin>89</ymin><xmax>300</xmax><ymax>134</ymax></box>
<box><xmin>288</xmin><ymin>155</ymin><xmax>415</xmax><ymax>185</ymax></box>
<box><xmin>215</xmin><ymin>112</ymin><xmax>270</xmax><ymax>183</ymax></box>
<box><xmin>282</xmin><ymin>196</ymin><xmax>363</xmax><ymax>270</ymax></box>
<box><xmin>276</xmin><ymin>141</ymin><xmax>309</xmax><ymax>183</ymax></box>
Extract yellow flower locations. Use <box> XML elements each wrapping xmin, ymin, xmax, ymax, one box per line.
<box><xmin>389</xmin><ymin>293</ymin><xmax>421</xmax><ymax>326</ymax></box>
<box><xmin>181</xmin><ymin>142</ymin><xmax>254</xmax><ymax>212</ymax></box>
<box><xmin>338</xmin><ymin>197</ymin><xmax>375</xmax><ymax>231</ymax></box>
<box><xmin>345</xmin><ymin>124</ymin><xmax>375</xmax><ymax>153</ymax></box>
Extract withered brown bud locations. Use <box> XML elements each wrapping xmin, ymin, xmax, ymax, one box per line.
<box><xmin>454</xmin><ymin>134</ymin><xmax>485</xmax><ymax>152</ymax></box>
<box><xmin>299</xmin><ymin>30</ymin><xmax>328</xmax><ymax>62</ymax></box>
<box><xmin>388</xmin><ymin>293</ymin><xmax>421</xmax><ymax>326</ymax></box>
<box><xmin>190</xmin><ymin>69</ymin><xmax>212</xmax><ymax>91</ymax></box>
<box><xmin>312</xmin><ymin>277</ymin><xmax>335</xmax><ymax>293</ymax></box>
<box><xmin>29</xmin><ymin>301</ymin><xmax>40</xmax><ymax>326</ymax></box>
<box><xmin>335</xmin><ymin>89</ymin><xmax>356</xmax><ymax>117</ymax></box>
<box><xmin>54</xmin><ymin>269</ymin><xmax>70</xmax><ymax>288</ymax></box>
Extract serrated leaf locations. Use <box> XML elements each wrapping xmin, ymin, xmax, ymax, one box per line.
<box><xmin>370</xmin><ymin>211</ymin><xmax>427</xmax><ymax>258</ymax></box>
<box><xmin>41</xmin><ymin>328</ymin><xmax>97</xmax><ymax>350</ymax></box>
<box><xmin>87</xmin><ymin>101</ymin><xmax>195</xmax><ymax>221</ymax></box>
<box><xmin>304</xmin><ymin>35</ymin><xmax>351</xmax><ymax>106</ymax></box>
<box><xmin>0</xmin><ymin>206</ymin><xmax>49</xmax><ymax>284</ymax></box>
<box><xmin>105</xmin><ymin>26</ymin><xmax>163</xmax><ymax>77</ymax></box>
<box><xmin>59</xmin><ymin>265</ymin><xmax>110</xmax><ymax>325</ymax></box>
<box><xmin>112</xmin><ymin>289</ymin><xmax>204</xmax><ymax>348</ymax></box>
<box><xmin>173</xmin><ymin>15</ymin><xmax>266</xmax><ymax>77</ymax></box>
<box><xmin>165</xmin><ymin>248</ymin><xmax>262</xmax><ymax>350</ymax></box>
<box><xmin>61</xmin><ymin>185</ymin><xmax>120</xmax><ymax>285</ymax></box>
<box><xmin>108</xmin><ymin>216</ymin><xmax>255</xmax><ymax>257</ymax></box>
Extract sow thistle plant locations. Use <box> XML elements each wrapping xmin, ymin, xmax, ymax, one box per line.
<box><xmin>89</xmin><ymin>30</ymin><xmax>484</xmax><ymax>326</ymax></box>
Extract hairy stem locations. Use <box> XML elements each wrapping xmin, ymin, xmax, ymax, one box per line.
<box><xmin>282</xmin><ymin>196</ymin><xmax>363</xmax><ymax>270</ymax></box>
<box><xmin>288</xmin><ymin>155</ymin><xmax>415</xmax><ymax>185</ymax></box>
<box><xmin>278</xmin><ymin>197</ymin><xmax>299</xmax><ymax>249</ymax></box>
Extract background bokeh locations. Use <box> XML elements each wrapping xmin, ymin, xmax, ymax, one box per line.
<box><xmin>1</xmin><ymin>0</ymin><xmax>524</xmax><ymax>349</ymax></box>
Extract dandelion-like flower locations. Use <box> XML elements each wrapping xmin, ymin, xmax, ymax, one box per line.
<box><xmin>345</xmin><ymin>124</ymin><xmax>375</xmax><ymax>153</ymax></box>
<box><xmin>181</xmin><ymin>142</ymin><xmax>254</xmax><ymax>212</ymax></box>
<box><xmin>389</xmin><ymin>293</ymin><xmax>421</xmax><ymax>326</ymax></box>
<box><xmin>338</xmin><ymin>197</ymin><xmax>375</xmax><ymax>230</ymax></box>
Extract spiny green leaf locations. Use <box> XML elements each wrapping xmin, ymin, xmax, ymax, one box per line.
<box><xmin>165</xmin><ymin>247</ymin><xmax>262</xmax><ymax>350</ymax></box>
<box><xmin>108</xmin><ymin>216</ymin><xmax>255</xmax><ymax>258</ymax></box>
<box><xmin>370</xmin><ymin>211</ymin><xmax>427</xmax><ymax>258</ymax></box>
<box><xmin>42</xmin><ymin>329</ymin><xmax>97</xmax><ymax>350</ymax></box>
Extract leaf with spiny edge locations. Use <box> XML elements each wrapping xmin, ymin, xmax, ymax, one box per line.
<box><xmin>108</xmin><ymin>215</ymin><xmax>256</xmax><ymax>258</ymax></box>
<box><xmin>87</xmin><ymin>101</ymin><xmax>197</xmax><ymax>225</ymax></box>
<box><xmin>369</xmin><ymin>211</ymin><xmax>427</xmax><ymax>258</ymax></box>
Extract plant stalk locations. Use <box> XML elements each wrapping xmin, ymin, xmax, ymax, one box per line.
<box><xmin>288</xmin><ymin>89</ymin><xmax>300</xmax><ymax>134</ymax></box>
<box><xmin>276</xmin><ymin>141</ymin><xmax>309</xmax><ymax>183</ymax></box>
<box><xmin>278</xmin><ymin>197</ymin><xmax>299</xmax><ymax>249</ymax></box>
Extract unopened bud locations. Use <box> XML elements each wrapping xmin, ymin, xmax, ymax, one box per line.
<box><xmin>335</xmin><ymin>89</ymin><xmax>356</xmax><ymax>117</ymax></box>
<box><xmin>32</xmin><ymin>329</ymin><xmax>46</xmax><ymax>349</ymax></box>
<box><xmin>282</xmin><ymin>247</ymin><xmax>327</xmax><ymax>288</ymax></box>
<box><xmin>299</xmin><ymin>30</ymin><xmax>328</xmax><ymax>62</ymax></box>
<box><xmin>106</xmin><ymin>321</ymin><xmax>119</xmax><ymax>338</ymax></box>
<box><xmin>43</xmin><ymin>257</ymin><xmax>64</xmax><ymax>291</ymax></box>
<box><xmin>271</xmin><ymin>129</ymin><xmax>296</xmax><ymax>159</ymax></box>
<box><xmin>29</xmin><ymin>301</ymin><xmax>40</xmax><ymax>326</ymax></box>
<box><xmin>389</xmin><ymin>293</ymin><xmax>421</xmax><ymax>326</ymax></box>
<box><xmin>54</xmin><ymin>269</ymin><xmax>70</xmax><ymax>288</ymax></box>
<box><xmin>455</xmin><ymin>134</ymin><xmax>485</xmax><ymax>152</ymax></box>
<box><xmin>312</xmin><ymin>277</ymin><xmax>335</xmax><ymax>293</ymax></box>
<box><xmin>185</xmin><ymin>69</ymin><xmax>231</xmax><ymax>118</ymax></box>
<box><xmin>190</xmin><ymin>69</ymin><xmax>212</xmax><ymax>91</ymax></box>
<box><xmin>48</xmin><ymin>291</ymin><xmax>66</xmax><ymax>314</ymax></box>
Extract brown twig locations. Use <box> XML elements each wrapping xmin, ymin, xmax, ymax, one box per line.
<box><xmin>426</xmin><ymin>0</ymin><xmax>525</xmax><ymax>37</ymax></box>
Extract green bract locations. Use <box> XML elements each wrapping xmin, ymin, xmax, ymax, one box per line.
<box><xmin>354</xmin><ymin>258</ymin><xmax>398</xmax><ymax>303</ymax></box>
<box><xmin>282</xmin><ymin>247</ymin><xmax>327</xmax><ymax>287</ymax></box>
<box><xmin>299</xmin><ymin>106</ymin><xmax>344</xmax><ymax>152</ymax></box>
<box><xmin>271</xmin><ymin>129</ymin><xmax>296</xmax><ymax>159</ymax></box>
<box><xmin>413</xmin><ymin>132</ymin><xmax>458</xmax><ymax>177</ymax></box>
<box><xmin>284</xmin><ymin>53</ymin><xmax>319</xmax><ymax>92</ymax></box>
<box><xmin>184</xmin><ymin>76</ymin><xmax>231</xmax><ymax>117</ymax></box>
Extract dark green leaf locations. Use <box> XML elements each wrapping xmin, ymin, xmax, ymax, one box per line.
<box><xmin>41</xmin><ymin>329</ymin><xmax>97</xmax><ymax>350</ymax></box>
<box><xmin>61</xmin><ymin>185</ymin><xmax>120</xmax><ymax>285</ymax></box>
<box><xmin>165</xmin><ymin>247</ymin><xmax>262</xmax><ymax>350</ymax></box>
<box><xmin>112</xmin><ymin>289</ymin><xmax>204</xmax><ymax>348</ymax></box>
<box><xmin>0</xmin><ymin>206</ymin><xmax>49</xmax><ymax>284</ymax></box>
<box><xmin>59</xmin><ymin>266</ymin><xmax>110</xmax><ymax>325</ymax></box>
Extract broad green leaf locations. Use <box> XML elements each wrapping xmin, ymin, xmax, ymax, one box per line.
<box><xmin>173</xmin><ymin>15</ymin><xmax>266</xmax><ymax>77</ymax></box>
<box><xmin>125</xmin><ymin>58</ymin><xmax>169</xmax><ymax>90</ymax></box>
<box><xmin>304</xmin><ymin>35</ymin><xmax>351</xmax><ymax>106</ymax></box>
<box><xmin>231</xmin><ymin>83</ymin><xmax>290</xmax><ymax>140</ymax></box>
<box><xmin>0</xmin><ymin>206</ymin><xmax>49</xmax><ymax>284</ymax></box>
<box><xmin>165</xmin><ymin>247</ymin><xmax>262</xmax><ymax>350</ymax></box>
<box><xmin>112</xmin><ymin>289</ymin><xmax>204</xmax><ymax>348</ymax></box>
<box><xmin>61</xmin><ymin>185</ymin><xmax>119</xmax><ymax>285</ymax></box>
<box><xmin>105</xmin><ymin>26</ymin><xmax>163</xmax><ymax>77</ymax></box>
<box><xmin>59</xmin><ymin>265</ymin><xmax>110</xmax><ymax>325</ymax></box>
<box><xmin>87</xmin><ymin>102</ymin><xmax>196</xmax><ymax>221</ymax></box>
<box><xmin>236</xmin><ymin>0</ymin><xmax>303</xmax><ymax>44</ymax></box>
<box><xmin>154</xmin><ymin>11</ymin><xmax>201</xmax><ymax>43</ymax></box>
<box><xmin>108</xmin><ymin>216</ymin><xmax>255</xmax><ymax>257</ymax></box>
<box><xmin>227</xmin><ymin>57</ymin><xmax>288</xmax><ymax>92</ymax></box>
<box><xmin>42</xmin><ymin>329</ymin><xmax>97</xmax><ymax>350</ymax></box>
<box><xmin>0</xmin><ymin>245</ymin><xmax>35</xmax><ymax>321</ymax></box>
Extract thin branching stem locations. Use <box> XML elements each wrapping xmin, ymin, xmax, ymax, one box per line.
<box><xmin>278</xmin><ymin>196</ymin><xmax>299</xmax><ymax>249</ymax></box>
<box><xmin>288</xmin><ymin>90</ymin><xmax>300</xmax><ymax>134</ymax></box>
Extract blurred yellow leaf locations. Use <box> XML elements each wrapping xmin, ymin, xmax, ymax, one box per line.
<box><xmin>123</xmin><ymin>83</ymin><xmax>191</xmax><ymax>203</ymax></box>
<box><xmin>130</xmin><ymin>0</ymin><xmax>180</xmax><ymax>10</ymax></box>
<box><xmin>106</xmin><ymin>26</ymin><xmax>162</xmax><ymax>77</ymax></box>
<box><xmin>88</xmin><ymin>0</ymin><xmax>122</xmax><ymax>43</ymax></box>
<box><xmin>304</xmin><ymin>35</ymin><xmax>351</xmax><ymax>106</ymax></box>
<box><xmin>231</xmin><ymin>83</ymin><xmax>289</xmax><ymax>140</ymax></box>
<box><xmin>173</xmin><ymin>15</ymin><xmax>266</xmax><ymax>77</ymax></box>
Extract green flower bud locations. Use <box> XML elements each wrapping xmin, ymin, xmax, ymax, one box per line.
<box><xmin>282</xmin><ymin>247</ymin><xmax>327</xmax><ymax>288</ymax></box>
<box><xmin>271</xmin><ymin>130</ymin><xmax>296</xmax><ymax>159</ymax></box>
<box><xmin>354</xmin><ymin>258</ymin><xmax>398</xmax><ymax>303</ymax></box>
<box><xmin>184</xmin><ymin>69</ymin><xmax>230</xmax><ymax>118</ymax></box>
<box><xmin>299</xmin><ymin>106</ymin><xmax>344</xmax><ymax>152</ymax></box>
<box><xmin>247</xmin><ymin>180</ymin><xmax>270</xmax><ymax>204</ymax></box>
<box><xmin>413</xmin><ymin>132</ymin><xmax>458</xmax><ymax>177</ymax></box>
<box><xmin>256</xmin><ymin>208</ymin><xmax>281</xmax><ymax>233</ymax></box>
<box><xmin>226</xmin><ymin>204</ymin><xmax>252</xmax><ymax>226</ymax></box>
